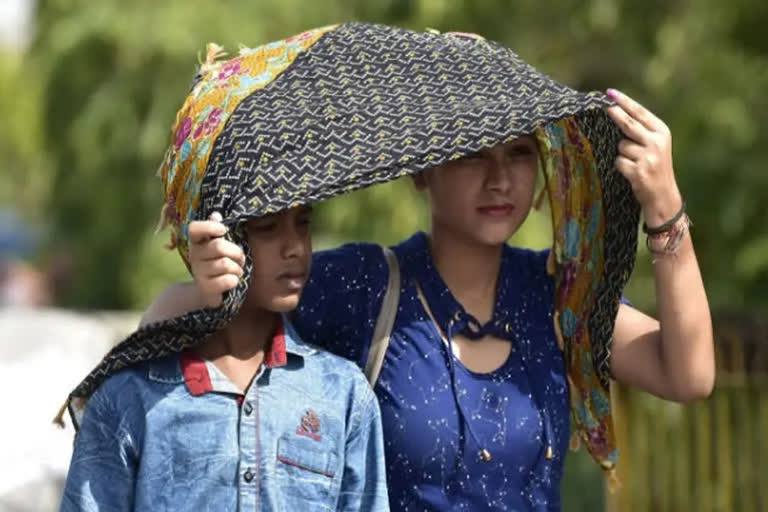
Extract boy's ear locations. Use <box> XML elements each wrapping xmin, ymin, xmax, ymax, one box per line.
<box><xmin>411</xmin><ymin>171</ymin><xmax>428</xmax><ymax>190</ymax></box>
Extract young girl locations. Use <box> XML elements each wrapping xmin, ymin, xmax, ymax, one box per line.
<box><xmin>141</xmin><ymin>24</ymin><xmax>715</xmax><ymax>511</ymax></box>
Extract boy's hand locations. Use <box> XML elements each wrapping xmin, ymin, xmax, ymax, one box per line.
<box><xmin>189</xmin><ymin>212</ymin><xmax>246</xmax><ymax>308</ymax></box>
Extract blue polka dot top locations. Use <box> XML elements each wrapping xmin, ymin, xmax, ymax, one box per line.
<box><xmin>292</xmin><ymin>232</ymin><xmax>570</xmax><ymax>511</ymax></box>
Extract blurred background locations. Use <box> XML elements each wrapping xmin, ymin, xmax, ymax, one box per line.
<box><xmin>0</xmin><ymin>0</ymin><xmax>765</xmax><ymax>510</ymax></box>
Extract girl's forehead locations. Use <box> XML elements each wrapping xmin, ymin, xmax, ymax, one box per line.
<box><xmin>504</xmin><ymin>135</ymin><xmax>537</xmax><ymax>145</ymax></box>
<box><xmin>250</xmin><ymin>205</ymin><xmax>313</xmax><ymax>221</ymax></box>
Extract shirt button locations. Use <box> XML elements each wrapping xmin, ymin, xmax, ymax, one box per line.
<box><xmin>243</xmin><ymin>401</ymin><xmax>253</xmax><ymax>416</ymax></box>
<box><xmin>243</xmin><ymin>469</ymin><xmax>255</xmax><ymax>483</ymax></box>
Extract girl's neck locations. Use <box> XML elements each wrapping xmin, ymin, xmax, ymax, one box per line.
<box><xmin>428</xmin><ymin>225</ymin><xmax>503</xmax><ymax>324</ymax></box>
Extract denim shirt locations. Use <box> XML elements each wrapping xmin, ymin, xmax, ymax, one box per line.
<box><xmin>60</xmin><ymin>317</ymin><xmax>389</xmax><ymax>512</ymax></box>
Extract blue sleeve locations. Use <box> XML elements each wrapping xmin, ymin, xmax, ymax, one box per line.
<box><xmin>291</xmin><ymin>243</ymin><xmax>389</xmax><ymax>368</ymax></box>
<box><xmin>59</xmin><ymin>387</ymin><xmax>138</xmax><ymax>512</ymax></box>
<box><xmin>337</xmin><ymin>385</ymin><xmax>390</xmax><ymax>511</ymax></box>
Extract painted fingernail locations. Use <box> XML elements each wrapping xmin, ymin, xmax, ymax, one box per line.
<box><xmin>606</xmin><ymin>88</ymin><xmax>620</xmax><ymax>99</ymax></box>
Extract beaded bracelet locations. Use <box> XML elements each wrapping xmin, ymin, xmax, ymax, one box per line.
<box><xmin>646</xmin><ymin>213</ymin><xmax>691</xmax><ymax>263</ymax></box>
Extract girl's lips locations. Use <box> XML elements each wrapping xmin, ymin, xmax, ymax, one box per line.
<box><xmin>477</xmin><ymin>205</ymin><xmax>514</xmax><ymax>217</ymax></box>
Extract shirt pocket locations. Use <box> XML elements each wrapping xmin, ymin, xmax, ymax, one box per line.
<box><xmin>275</xmin><ymin>435</ymin><xmax>339</xmax><ymax>505</ymax></box>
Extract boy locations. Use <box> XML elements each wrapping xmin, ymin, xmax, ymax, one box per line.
<box><xmin>59</xmin><ymin>32</ymin><xmax>389</xmax><ymax>512</ymax></box>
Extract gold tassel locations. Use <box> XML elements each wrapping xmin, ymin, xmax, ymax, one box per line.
<box><xmin>606</xmin><ymin>468</ymin><xmax>622</xmax><ymax>493</ymax></box>
<box><xmin>552</xmin><ymin>310</ymin><xmax>565</xmax><ymax>352</ymax></box>
<box><xmin>569</xmin><ymin>431</ymin><xmax>581</xmax><ymax>451</ymax></box>
<box><xmin>546</xmin><ymin>249</ymin><xmax>556</xmax><ymax>276</ymax></box>
<box><xmin>53</xmin><ymin>398</ymin><xmax>70</xmax><ymax>428</ymax></box>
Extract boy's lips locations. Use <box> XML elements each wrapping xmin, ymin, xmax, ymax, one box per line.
<box><xmin>278</xmin><ymin>271</ymin><xmax>307</xmax><ymax>291</ymax></box>
<box><xmin>477</xmin><ymin>204</ymin><xmax>514</xmax><ymax>217</ymax></box>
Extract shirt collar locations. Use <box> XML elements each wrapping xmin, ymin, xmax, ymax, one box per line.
<box><xmin>399</xmin><ymin>231</ymin><xmax>537</xmax><ymax>340</ymax></box>
<box><xmin>148</xmin><ymin>314</ymin><xmax>316</xmax><ymax>395</ymax></box>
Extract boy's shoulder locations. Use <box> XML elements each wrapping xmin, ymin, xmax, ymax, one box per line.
<box><xmin>308</xmin><ymin>342</ymin><xmax>367</xmax><ymax>377</ymax></box>
<box><xmin>87</xmin><ymin>354</ymin><xmax>181</xmax><ymax>410</ymax></box>
<box><xmin>95</xmin><ymin>359</ymin><xmax>150</xmax><ymax>395</ymax></box>
<box><xmin>284</xmin><ymin>322</ymin><xmax>374</xmax><ymax>395</ymax></box>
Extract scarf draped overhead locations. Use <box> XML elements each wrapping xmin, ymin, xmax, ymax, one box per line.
<box><xmin>57</xmin><ymin>23</ymin><xmax>639</xmax><ymax>481</ymax></box>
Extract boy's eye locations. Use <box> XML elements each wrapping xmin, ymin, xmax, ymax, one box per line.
<box><xmin>250</xmin><ymin>222</ymin><xmax>277</xmax><ymax>232</ymax></box>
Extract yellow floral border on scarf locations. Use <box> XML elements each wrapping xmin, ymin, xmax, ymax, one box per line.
<box><xmin>156</xmin><ymin>25</ymin><xmax>338</xmax><ymax>265</ymax></box>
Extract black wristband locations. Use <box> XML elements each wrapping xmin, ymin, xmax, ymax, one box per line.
<box><xmin>642</xmin><ymin>201</ymin><xmax>686</xmax><ymax>235</ymax></box>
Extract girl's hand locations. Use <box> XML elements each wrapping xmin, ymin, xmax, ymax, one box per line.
<box><xmin>606</xmin><ymin>89</ymin><xmax>683</xmax><ymax>226</ymax></box>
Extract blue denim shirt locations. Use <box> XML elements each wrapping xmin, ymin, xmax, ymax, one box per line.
<box><xmin>60</xmin><ymin>318</ymin><xmax>389</xmax><ymax>511</ymax></box>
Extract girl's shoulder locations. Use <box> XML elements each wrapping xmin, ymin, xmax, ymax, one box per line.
<box><xmin>313</xmin><ymin>241</ymin><xmax>385</xmax><ymax>261</ymax></box>
<box><xmin>503</xmin><ymin>245</ymin><xmax>552</xmax><ymax>282</ymax></box>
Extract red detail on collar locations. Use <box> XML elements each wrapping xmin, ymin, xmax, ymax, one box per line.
<box><xmin>180</xmin><ymin>351</ymin><xmax>213</xmax><ymax>396</ymax></box>
<box><xmin>179</xmin><ymin>316</ymin><xmax>286</xmax><ymax>395</ymax></box>
<box><xmin>265</xmin><ymin>317</ymin><xmax>287</xmax><ymax>368</ymax></box>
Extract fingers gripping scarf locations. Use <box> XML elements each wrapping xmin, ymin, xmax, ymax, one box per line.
<box><xmin>55</xmin><ymin>23</ymin><xmax>639</xmax><ymax>483</ymax></box>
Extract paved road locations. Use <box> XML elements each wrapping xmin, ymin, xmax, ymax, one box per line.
<box><xmin>0</xmin><ymin>308</ymin><xmax>139</xmax><ymax>512</ymax></box>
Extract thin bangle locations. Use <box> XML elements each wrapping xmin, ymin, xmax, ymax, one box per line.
<box><xmin>642</xmin><ymin>201</ymin><xmax>686</xmax><ymax>235</ymax></box>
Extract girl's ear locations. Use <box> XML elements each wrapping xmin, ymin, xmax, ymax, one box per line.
<box><xmin>411</xmin><ymin>171</ymin><xmax>428</xmax><ymax>190</ymax></box>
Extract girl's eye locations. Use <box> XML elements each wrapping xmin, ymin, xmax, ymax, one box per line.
<box><xmin>464</xmin><ymin>151</ymin><xmax>483</xmax><ymax>160</ymax></box>
<box><xmin>506</xmin><ymin>146</ymin><xmax>535</xmax><ymax>158</ymax></box>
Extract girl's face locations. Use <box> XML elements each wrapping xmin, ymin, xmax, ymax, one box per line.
<box><xmin>415</xmin><ymin>136</ymin><xmax>540</xmax><ymax>246</ymax></box>
<box><xmin>244</xmin><ymin>206</ymin><xmax>313</xmax><ymax>313</ymax></box>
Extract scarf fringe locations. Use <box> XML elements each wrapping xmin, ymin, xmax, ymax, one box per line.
<box><xmin>154</xmin><ymin>203</ymin><xmax>179</xmax><ymax>251</ymax></box>
<box><xmin>154</xmin><ymin>202</ymin><xmax>173</xmax><ymax>234</ymax></box>
<box><xmin>53</xmin><ymin>398</ymin><xmax>70</xmax><ymax>428</ymax></box>
<box><xmin>198</xmin><ymin>43</ymin><xmax>227</xmax><ymax>75</ymax></box>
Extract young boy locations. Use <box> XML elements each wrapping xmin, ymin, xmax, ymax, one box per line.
<box><xmin>59</xmin><ymin>33</ymin><xmax>389</xmax><ymax>512</ymax></box>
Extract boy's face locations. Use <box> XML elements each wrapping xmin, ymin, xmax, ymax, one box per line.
<box><xmin>244</xmin><ymin>206</ymin><xmax>313</xmax><ymax>313</ymax></box>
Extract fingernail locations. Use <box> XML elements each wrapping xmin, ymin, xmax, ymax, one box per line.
<box><xmin>606</xmin><ymin>88</ymin><xmax>620</xmax><ymax>99</ymax></box>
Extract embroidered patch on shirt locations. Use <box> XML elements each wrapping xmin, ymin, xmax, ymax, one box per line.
<box><xmin>296</xmin><ymin>409</ymin><xmax>322</xmax><ymax>441</ymax></box>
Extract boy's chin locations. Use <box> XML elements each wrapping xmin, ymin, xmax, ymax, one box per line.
<box><xmin>265</xmin><ymin>294</ymin><xmax>302</xmax><ymax>313</ymax></box>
